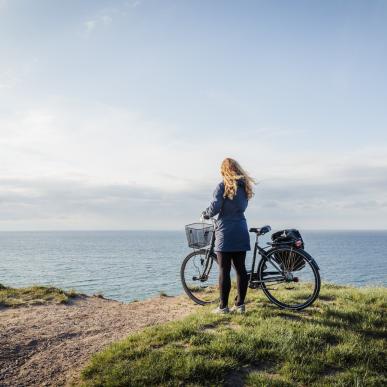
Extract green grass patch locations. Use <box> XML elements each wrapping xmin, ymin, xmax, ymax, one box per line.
<box><xmin>81</xmin><ymin>284</ymin><xmax>387</xmax><ymax>386</ymax></box>
<box><xmin>0</xmin><ymin>283</ymin><xmax>78</xmax><ymax>307</ymax></box>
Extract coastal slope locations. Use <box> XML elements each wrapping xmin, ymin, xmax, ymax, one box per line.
<box><xmin>0</xmin><ymin>290</ymin><xmax>198</xmax><ymax>386</ymax></box>
<box><xmin>82</xmin><ymin>284</ymin><xmax>387</xmax><ymax>386</ymax></box>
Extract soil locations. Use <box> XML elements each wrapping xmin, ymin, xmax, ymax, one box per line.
<box><xmin>0</xmin><ymin>294</ymin><xmax>198</xmax><ymax>386</ymax></box>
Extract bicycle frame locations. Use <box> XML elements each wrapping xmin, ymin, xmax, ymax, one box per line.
<box><xmin>248</xmin><ymin>232</ymin><xmax>286</xmax><ymax>284</ymax></box>
<box><xmin>203</xmin><ymin>220</ymin><xmax>287</xmax><ymax>285</ymax></box>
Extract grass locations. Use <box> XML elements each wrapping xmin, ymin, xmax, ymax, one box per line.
<box><xmin>0</xmin><ymin>283</ymin><xmax>78</xmax><ymax>307</ymax></box>
<box><xmin>81</xmin><ymin>283</ymin><xmax>387</xmax><ymax>387</ymax></box>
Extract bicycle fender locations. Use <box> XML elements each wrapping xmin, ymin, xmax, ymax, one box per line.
<box><xmin>268</xmin><ymin>247</ymin><xmax>320</xmax><ymax>271</ymax></box>
<box><xmin>299</xmin><ymin>249</ymin><xmax>320</xmax><ymax>270</ymax></box>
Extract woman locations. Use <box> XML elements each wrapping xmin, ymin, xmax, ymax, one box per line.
<box><xmin>202</xmin><ymin>158</ymin><xmax>255</xmax><ymax>314</ymax></box>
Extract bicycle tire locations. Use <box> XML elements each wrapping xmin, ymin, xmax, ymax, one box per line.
<box><xmin>257</xmin><ymin>247</ymin><xmax>320</xmax><ymax>310</ymax></box>
<box><xmin>180</xmin><ymin>249</ymin><xmax>219</xmax><ymax>306</ymax></box>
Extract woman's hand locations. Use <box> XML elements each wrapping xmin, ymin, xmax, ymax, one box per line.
<box><xmin>200</xmin><ymin>211</ymin><xmax>210</xmax><ymax>221</ymax></box>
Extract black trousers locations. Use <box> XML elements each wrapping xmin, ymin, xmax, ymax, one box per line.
<box><xmin>216</xmin><ymin>251</ymin><xmax>248</xmax><ymax>308</ymax></box>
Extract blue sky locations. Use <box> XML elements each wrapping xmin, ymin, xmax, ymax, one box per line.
<box><xmin>0</xmin><ymin>0</ymin><xmax>386</xmax><ymax>230</ymax></box>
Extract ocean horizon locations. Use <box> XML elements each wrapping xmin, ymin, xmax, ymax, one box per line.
<box><xmin>1</xmin><ymin>229</ymin><xmax>386</xmax><ymax>302</ymax></box>
<box><xmin>1</xmin><ymin>228</ymin><xmax>386</xmax><ymax>232</ymax></box>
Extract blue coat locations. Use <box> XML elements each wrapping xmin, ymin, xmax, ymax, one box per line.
<box><xmin>204</xmin><ymin>179</ymin><xmax>251</xmax><ymax>252</ymax></box>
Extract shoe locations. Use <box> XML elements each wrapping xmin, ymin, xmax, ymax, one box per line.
<box><xmin>230</xmin><ymin>304</ymin><xmax>246</xmax><ymax>314</ymax></box>
<box><xmin>211</xmin><ymin>306</ymin><xmax>230</xmax><ymax>314</ymax></box>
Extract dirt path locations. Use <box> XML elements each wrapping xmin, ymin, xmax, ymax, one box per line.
<box><xmin>0</xmin><ymin>294</ymin><xmax>198</xmax><ymax>386</ymax></box>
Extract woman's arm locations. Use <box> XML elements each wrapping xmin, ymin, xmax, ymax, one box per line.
<box><xmin>203</xmin><ymin>182</ymin><xmax>225</xmax><ymax>218</ymax></box>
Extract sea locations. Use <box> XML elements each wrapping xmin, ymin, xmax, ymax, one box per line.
<box><xmin>0</xmin><ymin>230</ymin><xmax>386</xmax><ymax>302</ymax></box>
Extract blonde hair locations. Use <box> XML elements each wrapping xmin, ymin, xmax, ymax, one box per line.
<box><xmin>220</xmin><ymin>158</ymin><xmax>256</xmax><ymax>200</ymax></box>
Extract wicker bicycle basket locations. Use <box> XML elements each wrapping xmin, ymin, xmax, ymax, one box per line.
<box><xmin>185</xmin><ymin>223</ymin><xmax>214</xmax><ymax>249</ymax></box>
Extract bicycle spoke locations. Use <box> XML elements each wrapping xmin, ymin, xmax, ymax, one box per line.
<box><xmin>181</xmin><ymin>251</ymin><xmax>219</xmax><ymax>304</ymax></box>
<box><xmin>259</xmin><ymin>247</ymin><xmax>320</xmax><ymax>309</ymax></box>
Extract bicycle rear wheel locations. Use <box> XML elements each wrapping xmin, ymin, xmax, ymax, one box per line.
<box><xmin>258</xmin><ymin>247</ymin><xmax>320</xmax><ymax>310</ymax></box>
<box><xmin>180</xmin><ymin>250</ymin><xmax>219</xmax><ymax>305</ymax></box>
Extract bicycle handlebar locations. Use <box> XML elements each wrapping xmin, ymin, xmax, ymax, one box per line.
<box><xmin>200</xmin><ymin>212</ymin><xmax>210</xmax><ymax>220</ymax></box>
<box><xmin>200</xmin><ymin>213</ymin><xmax>218</xmax><ymax>226</ymax></box>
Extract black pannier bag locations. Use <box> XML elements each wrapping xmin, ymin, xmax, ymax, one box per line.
<box><xmin>271</xmin><ymin>229</ymin><xmax>304</xmax><ymax>249</ymax></box>
<box><xmin>271</xmin><ymin>229</ymin><xmax>305</xmax><ymax>271</ymax></box>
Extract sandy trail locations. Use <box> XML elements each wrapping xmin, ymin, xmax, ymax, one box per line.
<box><xmin>0</xmin><ymin>294</ymin><xmax>198</xmax><ymax>386</ymax></box>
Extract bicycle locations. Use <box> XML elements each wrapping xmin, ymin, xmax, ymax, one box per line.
<box><xmin>180</xmin><ymin>219</ymin><xmax>321</xmax><ymax>310</ymax></box>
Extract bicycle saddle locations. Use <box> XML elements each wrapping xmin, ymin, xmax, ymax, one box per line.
<box><xmin>249</xmin><ymin>225</ymin><xmax>271</xmax><ymax>235</ymax></box>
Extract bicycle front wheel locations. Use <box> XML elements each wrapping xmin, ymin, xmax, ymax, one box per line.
<box><xmin>180</xmin><ymin>250</ymin><xmax>219</xmax><ymax>305</ymax></box>
<box><xmin>258</xmin><ymin>247</ymin><xmax>320</xmax><ymax>310</ymax></box>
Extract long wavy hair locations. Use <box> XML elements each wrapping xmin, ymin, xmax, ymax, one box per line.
<box><xmin>220</xmin><ymin>158</ymin><xmax>256</xmax><ymax>200</ymax></box>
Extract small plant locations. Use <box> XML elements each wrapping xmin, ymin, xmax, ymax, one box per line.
<box><xmin>0</xmin><ymin>285</ymin><xmax>78</xmax><ymax>307</ymax></box>
<box><xmin>66</xmin><ymin>288</ymin><xmax>79</xmax><ymax>297</ymax></box>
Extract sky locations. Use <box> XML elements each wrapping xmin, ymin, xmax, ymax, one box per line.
<box><xmin>0</xmin><ymin>0</ymin><xmax>386</xmax><ymax>230</ymax></box>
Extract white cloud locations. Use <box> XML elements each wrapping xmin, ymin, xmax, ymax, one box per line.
<box><xmin>101</xmin><ymin>15</ymin><xmax>112</xmax><ymax>25</ymax></box>
<box><xmin>0</xmin><ymin>58</ymin><xmax>38</xmax><ymax>89</ymax></box>
<box><xmin>0</xmin><ymin>98</ymin><xmax>386</xmax><ymax>230</ymax></box>
<box><xmin>0</xmin><ymin>160</ymin><xmax>386</xmax><ymax>230</ymax></box>
<box><xmin>84</xmin><ymin>20</ymin><xmax>97</xmax><ymax>33</ymax></box>
<box><xmin>0</xmin><ymin>176</ymin><xmax>206</xmax><ymax>230</ymax></box>
<box><xmin>82</xmin><ymin>0</ymin><xmax>143</xmax><ymax>36</ymax></box>
<box><xmin>0</xmin><ymin>101</ymin><xmax>191</xmax><ymax>189</ymax></box>
<box><xmin>83</xmin><ymin>6</ymin><xmax>121</xmax><ymax>36</ymax></box>
<box><xmin>124</xmin><ymin>0</ymin><xmax>142</xmax><ymax>9</ymax></box>
<box><xmin>83</xmin><ymin>14</ymin><xmax>112</xmax><ymax>36</ymax></box>
<box><xmin>0</xmin><ymin>70</ymin><xmax>22</xmax><ymax>89</ymax></box>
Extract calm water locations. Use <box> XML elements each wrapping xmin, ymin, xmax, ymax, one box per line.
<box><xmin>0</xmin><ymin>230</ymin><xmax>386</xmax><ymax>302</ymax></box>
